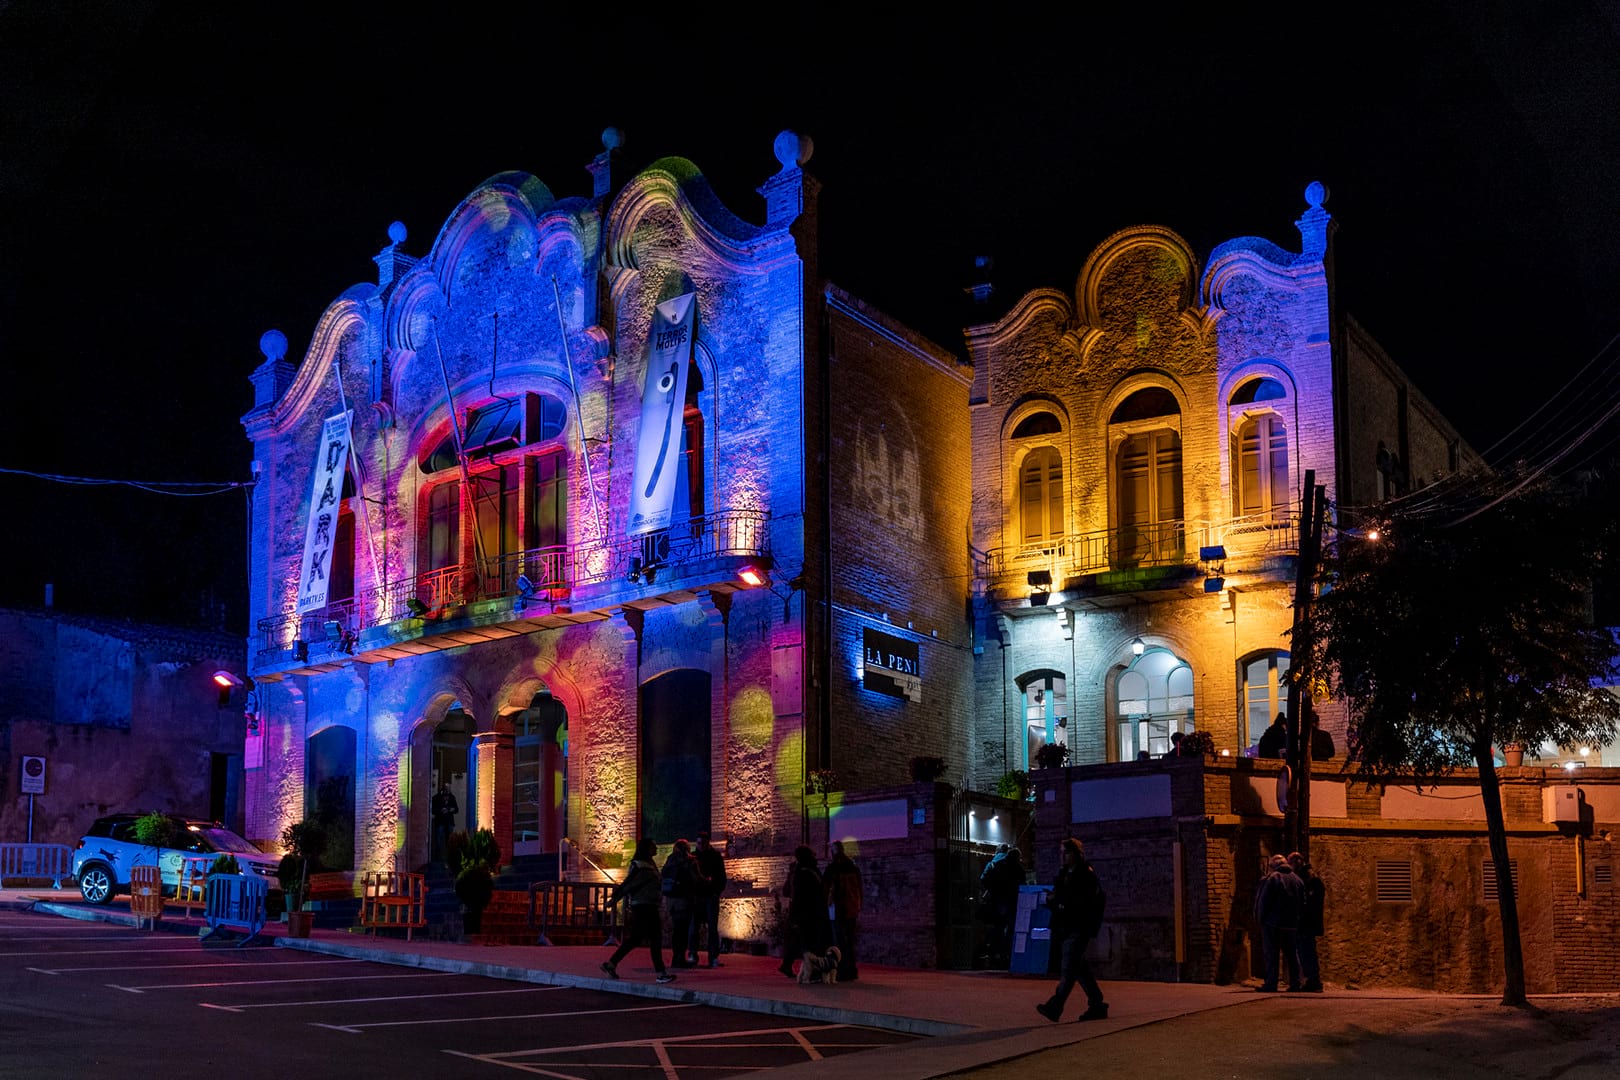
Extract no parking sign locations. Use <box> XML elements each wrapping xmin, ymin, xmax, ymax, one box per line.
<box><xmin>20</xmin><ymin>755</ymin><xmax>45</xmax><ymax>795</ymax></box>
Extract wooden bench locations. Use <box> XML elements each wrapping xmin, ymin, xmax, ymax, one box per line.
<box><xmin>359</xmin><ymin>871</ymin><xmax>427</xmax><ymax>941</ymax></box>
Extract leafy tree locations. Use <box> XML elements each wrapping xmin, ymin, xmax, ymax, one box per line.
<box><xmin>1306</xmin><ymin>471</ymin><xmax>1620</xmax><ymax>1006</ymax></box>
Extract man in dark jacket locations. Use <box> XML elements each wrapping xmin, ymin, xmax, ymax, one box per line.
<box><xmin>691</xmin><ymin>832</ymin><xmax>727</xmax><ymax>967</ymax></box>
<box><xmin>1036</xmin><ymin>837</ymin><xmax>1108</xmax><ymax>1023</ymax></box>
<box><xmin>822</xmin><ymin>841</ymin><xmax>862</xmax><ymax>981</ymax></box>
<box><xmin>1254</xmin><ymin>853</ymin><xmax>1305</xmax><ymax>991</ymax></box>
<box><xmin>980</xmin><ymin>844</ymin><xmax>1024</xmax><ymax>966</ymax></box>
<box><xmin>662</xmin><ymin>839</ymin><xmax>706</xmax><ymax>968</ymax></box>
<box><xmin>1256</xmin><ymin>713</ymin><xmax>1287</xmax><ymax>759</ymax></box>
<box><xmin>602</xmin><ymin>837</ymin><xmax>675</xmax><ymax>983</ymax></box>
<box><xmin>1289</xmin><ymin>851</ymin><xmax>1326</xmax><ymax>992</ymax></box>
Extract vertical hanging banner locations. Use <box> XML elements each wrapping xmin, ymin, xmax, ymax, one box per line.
<box><xmin>628</xmin><ymin>292</ymin><xmax>695</xmax><ymax>537</ymax></box>
<box><xmin>296</xmin><ymin>411</ymin><xmax>353</xmax><ymax>614</ymax></box>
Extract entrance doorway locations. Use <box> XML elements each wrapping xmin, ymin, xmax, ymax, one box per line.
<box><xmin>307</xmin><ymin>726</ymin><xmax>356</xmax><ymax>871</ymax></box>
<box><xmin>640</xmin><ymin>669</ymin><xmax>711</xmax><ymax>843</ymax></box>
<box><xmin>512</xmin><ymin>689</ymin><xmax>567</xmax><ymax>856</ymax></box>
<box><xmin>433</xmin><ymin>705</ymin><xmax>473</xmax><ymax>843</ymax></box>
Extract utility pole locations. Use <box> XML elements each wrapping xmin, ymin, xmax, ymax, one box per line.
<box><xmin>1285</xmin><ymin>472</ymin><xmax>1327</xmax><ymax>859</ymax></box>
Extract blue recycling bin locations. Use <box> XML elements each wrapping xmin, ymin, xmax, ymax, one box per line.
<box><xmin>1008</xmin><ymin>884</ymin><xmax>1053</xmax><ymax>975</ymax></box>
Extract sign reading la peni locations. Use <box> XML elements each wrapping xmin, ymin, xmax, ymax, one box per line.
<box><xmin>863</xmin><ymin>627</ymin><xmax>921</xmax><ymax>702</ymax></box>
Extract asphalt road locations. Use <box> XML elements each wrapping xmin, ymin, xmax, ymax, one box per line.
<box><xmin>947</xmin><ymin>993</ymin><xmax>1620</xmax><ymax>1080</ymax></box>
<box><xmin>0</xmin><ymin>909</ymin><xmax>914</xmax><ymax>1078</ymax></box>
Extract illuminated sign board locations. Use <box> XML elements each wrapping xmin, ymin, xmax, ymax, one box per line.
<box><xmin>863</xmin><ymin>627</ymin><xmax>920</xmax><ymax>702</ymax></box>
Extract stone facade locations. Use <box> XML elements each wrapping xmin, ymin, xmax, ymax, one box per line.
<box><xmin>0</xmin><ymin>607</ymin><xmax>248</xmax><ymax>843</ymax></box>
<box><xmin>1035</xmin><ymin>758</ymin><xmax>1620</xmax><ymax>993</ymax></box>
<box><xmin>240</xmin><ymin>132</ymin><xmax>971</xmax><ymax>953</ymax></box>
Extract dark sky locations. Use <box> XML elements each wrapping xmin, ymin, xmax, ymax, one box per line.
<box><xmin>5</xmin><ymin>2</ymin><xmax>1620</xmax><ymax>631</ymax></box>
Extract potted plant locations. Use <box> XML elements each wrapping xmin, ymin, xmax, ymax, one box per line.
<box><xmin>1182</xmin><ymin>730</ymin><xmax>1217</xmax><ymax>758</ymax></box>
<box><xmin>1033</xmin><ymin>741</ymin><xmax>1070</xmax><ymax>770</ymax></box>
<box><xmin>995</xmin><ymin>770</ymin><xmax>1031</xmax><ymax>801</ymax></box>
<box><xmin>807</xmin><ymin>768</ymin><xmax>840</xmax><ymax>795</ymax></box>
<box><xmin>277</xmin><ymin>819</ymin><xmax>327</xmax><ymax>938</ymax></box>
<box><xmin>910</xmin><ymin>755</ymin><xmax>947</xmax><ymax>783</ymax></box>
<box><xmin>454</xmin><ymin>828</ymin><xmax>501</xmax><ymax>936</ymax></box>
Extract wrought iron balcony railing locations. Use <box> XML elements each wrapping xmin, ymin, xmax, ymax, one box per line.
<box><xmin>979</xmin><ymin>511</ymin><xmax>1298</xmax><ymax>586</ymax></box>
<box><xmin>255</xmin><ymin>508</ymin><xmax>770</xmax><ymax>666</ymax></box>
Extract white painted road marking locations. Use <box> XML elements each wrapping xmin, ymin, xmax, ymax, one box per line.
<box><xmin>313</xmin><ymin>1001</ymin><xmax>700</xmax><ymax>1035</ymax></box>
<box><xmin>198</xmin><ymin>985</ymin><xmax>564</xmax><ymax>1013</ymax></box>
<box><xmin>108</xmin><ymin>971</ymin><xmax>455</xmax><ymax>993</ymax></box>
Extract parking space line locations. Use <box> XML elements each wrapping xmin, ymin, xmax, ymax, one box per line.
<box><xmin>33</xmin><ymin>957</ymin><xmax>364</xmax><ymax>975</ymax></box>
<box><xmin>0</xmin><ymin>946</ymin><xmax>201</xmax><ymax>957</ymax></box>
<box><xmin>198</xmin><ymin>984</ymin><xmax>564</xmax><ymax>1012</ymax></box>
<box><xmin>312</xmin><ymin>1001</ymin><xmax>699</xmax><ymax>1035</ymax></box>
<box><xmin>444</xmin><ymin>1022</ymin><xmax>867</xmax><ymax>1076</ymax></box>
<box><xmin>108</xmin><ymin>971</ymin><xmax>455</xmax><ymax>993</ymax></box>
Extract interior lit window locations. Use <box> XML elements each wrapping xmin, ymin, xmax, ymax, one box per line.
<box><xmin>1115</xmin><ymin>647</ymin><xmax>1194</xmax><ymax>759</ymax></box>
<box><xmin>1021</xmin><ymin>672</ymin><xmax>1069</xmax><ymax>770</ymax></box>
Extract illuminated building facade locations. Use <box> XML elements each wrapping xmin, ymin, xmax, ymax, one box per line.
<box><xmin>968</xmin><ymin>183</ymin><xmax>1479</xmax><ymax>781</ymax></box>
<box><xmin>241</xmin><ymin>131</ymin><xmax>973</xmax><ymax>947</ymax></box>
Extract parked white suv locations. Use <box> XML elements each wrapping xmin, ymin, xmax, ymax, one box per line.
<box><xmin>71</xmin><ymin>813</ymin><xmax>282</xmax><ymax>906</ymax></box>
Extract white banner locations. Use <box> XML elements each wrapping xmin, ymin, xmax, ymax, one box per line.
<box><xmin>627</xmin><ymin>292</ymin><xmax>695</xmax><ymax>537</ymax></box>
<box><xmin>296</xmin><ymin>411</ymin><xmax>353</xmax><ymax>614</ymax></box>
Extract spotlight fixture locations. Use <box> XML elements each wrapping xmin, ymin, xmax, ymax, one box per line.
<box><xmin>212</xmin><ymin>671</ymin><xmax>242</xmax><ymax>689</ymax></box>
<box><xmin>1030</xmin><ymin>590</ymin><xmax>1051</xmax><ymax>607</ymax></box>
<box><xmin>293</xmin><ymin>640</ymin><xmax>309</xmax><ymax>663</ymax></box>
<box><xmin>405</xmin><ymin>597</ymin><xmax>430</xmax><ymax>617</ymax></box>
<box><xmin>738</xmin><ymin>565</ymin><xmax>766</xmax><ymax>587</ymax></box>
<box><xmin>1204</xmin><ymin>577</ymin><xmax>1225</xmax><ymax>593</ymax></box>
<box><xmin>1027</xmin><ymin>569</ymin><xmax>1052</xmax><ymax>606</ymax></box>
<box><xmin>515</xmin><ymin>573</ymin><xmax>538</xmax><ymax>612</ymax></box>
<box><xmin>1026</xmin><ymin>570</ymin><xmax>1052</xmax><ymax>587</ymax></box>
<box><xmin>1131</xmin><ymin>636</ymin><xmax>1146</xmax><ymax>656</ymax></box>
<box><xmin>323</xmin><ymin>620</ymin><xmax>344</xmax><ymax>645</ymax></box>
<box><xmin>626</xmin><ymin>557</ymin><xmax>642</xmax><ymax>583</ymax></box>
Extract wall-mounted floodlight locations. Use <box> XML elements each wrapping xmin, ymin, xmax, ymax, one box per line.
<box><xmin>405</xmin><ymin>597</ymin><xmax>430</xmax><ymax>617</ymax></box>
<box><xmin>213</xmin><ymin>671</ymin><xmax>243</xmax><ymax>688</ymax></box>
<box><xmin>738</xmin><ymin>565</ymin><xmax>766</xmax><ymax>587</ymax></box>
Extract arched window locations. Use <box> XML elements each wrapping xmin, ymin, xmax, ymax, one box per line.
<box><xmin>1114</xmin><ymin>646</ymin><xmax>1194</xmax><ymax>759</ymax></box>
<box><xmin>1012</xmin><ymin>411</ymin><xmax>1062</xmax><ymax>438</ymax></box>
<box><xmin>1110</xmin><ymin>389</ymin><xmax>1183</xmax><ymax>566</ymax></box>
<box><xmin>419</xmin><ymin>392</ymin><xmax>570</xmax><ymax>590</ymax></box>
<box><xmin>1020</xmin><ymin>447</ymin><xmax>1064</xmax><ymax>546</ymax></box>
<box><xmin>1241</xmin><ymin>651</ymin><xmax>1290</xmax><ymax>751</ymax></box>
<box><xmin>1229</xmin><ymin>378</ymin><xmax>1291</xmax><ymax>522</ymax></box>
<box><xmin>1234</xmin><ymin>414</ymin><xmax>1290</xmax><ymax>520</ymax></box>
<box><xmin>1020</xmin><ymin>671</ymin><xmax>1069</xmax><ymax>770</ymax></box>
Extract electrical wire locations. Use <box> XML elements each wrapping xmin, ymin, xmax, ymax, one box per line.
<box><xmin>0</xmin><ymin>466</ymin><xmax>250</xmax><ymax>496</ymax></box>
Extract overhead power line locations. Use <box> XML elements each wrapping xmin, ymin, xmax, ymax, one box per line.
<box><xmin>0</xmin><ymin>466</ymin><xmax>252</xmax><ymax>497</ymax></box>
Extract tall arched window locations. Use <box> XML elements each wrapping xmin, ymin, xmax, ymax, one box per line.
<box><xmin>1114</xmin><ymin>646</ymin><xmax>1194</xmax><ymax>759</ymax></box>
<box><xmin>1111</xmin><ymin>388</ymin><xmax>1183</xmax><ymax>566</ymax></box>
<box><xmin>1229</xmin><ymin>377</ymin><xmax>1291</xmax><ymax>522</ymax></box>
<box><xmin>1020</xmin><ymin>446</ymin><xmax>1064</xmax><ymax>546</ymax></box>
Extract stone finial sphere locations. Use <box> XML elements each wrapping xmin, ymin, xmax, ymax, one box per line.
<box><xmin>1305</xmin><ymin>181</ymin><xmax>1328</xmax><ymax>208</ymax></box>
<box><xmin>602</xmin><ymin>126</ymin><xmax>625</xmax><ymax>150</ymax></box>
<box><xmin>774</xmin><ymin>130</ymin><xmax>813</xmax><ymax>169</ymax></box>
<box><xmin>260</xmin><ymin>329</ymin><xmax>288</xmax><ymax>362</ymax></box>
<box><xmin>387</xmin><ymin>221</ymin><xmax>408</xmax><ymax>245</ymax></box>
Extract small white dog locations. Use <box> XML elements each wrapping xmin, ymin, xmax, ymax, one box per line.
<box><xmin>799</xmin><ymin>945</ymin><xmax>841</xmax><ymax>985</ymax></box>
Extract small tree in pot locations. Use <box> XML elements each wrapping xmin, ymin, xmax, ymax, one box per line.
<box><xmin>276</xmin><ymin>819</ymin><xmax>327</xmax><ymax>929</ymax></box>
<box><xmin>454</xmin><ymin>828</ymin><xmax>502</xmax><ymax>935</ymax></box>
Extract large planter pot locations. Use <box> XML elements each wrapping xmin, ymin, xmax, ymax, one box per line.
<box><xmin>1503</xmin><ymin>744</ymin><xmax>1526</xmax><ymax>767</ymax></box>
<box><xmin>286</xmin><ymin>910</ymin><xmax>313</xmax><ymax>938</ymax></box>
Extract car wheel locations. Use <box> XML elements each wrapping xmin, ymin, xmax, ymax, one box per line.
<box><xmin>79</xmin><ymin>864</ymin><xmax>115</xmax><ymax>905</ymax></box>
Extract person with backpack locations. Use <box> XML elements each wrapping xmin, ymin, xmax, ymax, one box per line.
<box><xmin>601</xmin><ymin>837</ymin><xmax>675</xmax><ymax>983</ymax></box>
<box><xmin>662</xmin><ymin>838</ymin><xmax>706</xmax><ymax>968</ymax></box>
<box><xmin>1036</xmin><ymin>836</ymin><xmax>1108</xmax><ymax>1022</ymax></box>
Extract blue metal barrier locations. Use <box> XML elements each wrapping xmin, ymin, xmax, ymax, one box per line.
<box><xmin>0</xmin><ymin>843</ymin><xmax>72</xmax><ymax>888</ymax></box>
<box><xmin>202</xmin><ymin>873</ymin><xmax>268</xmax><ymax>947</ymax></box>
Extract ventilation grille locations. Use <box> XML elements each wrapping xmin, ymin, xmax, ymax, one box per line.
<box><xmin>1595</xmin><ymin>864</ymin><xmax>1612</xmax><ymax>887</ymax></box>
<box><xmin>1483</xmin><ymin>859</ymin><xmax>1520</xmax><ymax>901</ymax></box>
<box><xmin>1375</xmin><ymin>860</ymin><xmax>1413</xmax><ymax>902</ymax></box>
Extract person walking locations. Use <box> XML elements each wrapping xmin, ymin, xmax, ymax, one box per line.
<box><xmin>602</xmin><ymin>837</ymin><xmax>675</xmax><ymax>983</ymax></box>
<box><xmin>691</xmin><ymin>831</ymin><xmax>727</xmax><ymax>967</ymax></box>
<box><xmin>1253</xmin><ymin>853</ymin><xmax>1304</xmax><ymax>991</ymax></box>
<box><xmin>662</xmin><ymin>838</ymin><xmax>705</xmax><ymax>969</ymax></box>
<box><xmin>1036</xmin><ymin>837</ymin><xmax>1108</xmax><ymax>1023</ymax></box>
<box><xmin>822</xmin><ymin>840</ymin><xmax>862</xmax><ymax>982</ymax></box>
<box><xmin>778</xmin><ymin>845</ymin><xmax>831</xmax><ymax>978</ymax></box>
<box><xmin>431</xmin><ymin>780</ymin><xmax>458</xmax><ymax>865</ymax></box>
<box><xmin>1289</xmin><ymin>851</ymin><xmax>1326</xmax><ymax>992</ymax></box>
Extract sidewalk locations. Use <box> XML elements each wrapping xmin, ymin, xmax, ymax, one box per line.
<box><xmin>0</xmin><ymin>885</ymin><xmax>1416</xmax><ymax>1079</ymax></box>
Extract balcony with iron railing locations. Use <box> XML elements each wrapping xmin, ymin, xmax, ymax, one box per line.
<box><xmin>254</xmin><ymin>508</ymin><xmax>770</xmax><ymax>673</ymax></box>
<box><xmin>979</xmin><ymin>511</ymin><xmax>1299</xmax><ymax>603</ymax></box>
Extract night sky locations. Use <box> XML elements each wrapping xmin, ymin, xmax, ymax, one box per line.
<box><xmin>5</xmin><ymin>3</ymin><xmax>1619</xmax><ymax>632</ymax></box>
